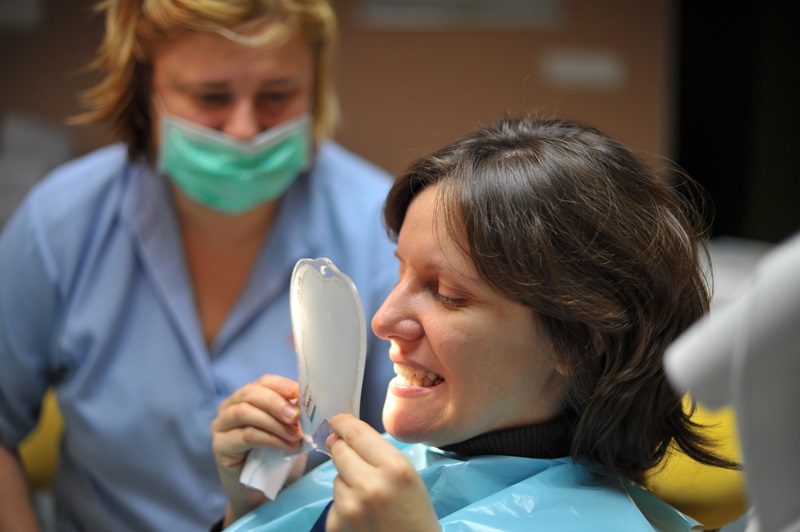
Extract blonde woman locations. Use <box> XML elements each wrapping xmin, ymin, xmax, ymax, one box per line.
<box><xmin>0</xmin><ymin>1</ymin><xmax>396</xmax><ymax>529</ymax></box>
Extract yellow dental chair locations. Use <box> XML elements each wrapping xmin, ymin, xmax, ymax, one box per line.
<box><xmin>646</xmin><ymin>402</ymin><xmax>748</xmax><ymax>530</ymax></box>
<box><xmin>19</xmin><ymin>388</ymin><xmax>63</xmax><ymax>492</ymax></box>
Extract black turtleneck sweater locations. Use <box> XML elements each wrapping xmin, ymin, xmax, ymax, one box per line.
<box><xmin>439</xmin><ymin>413</ymin><xmax>575</xmax><ymax>459</ymax></box>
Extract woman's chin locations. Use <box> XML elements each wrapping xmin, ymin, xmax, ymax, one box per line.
<box><xmin>382</xmin><ymin>400</ymin><xmax>435</xmax><ymax>443</ymax></box>
<box><xmin>385</xmin><ymin>425</ymin><xmax>430</xmax><ymax>444</ymax></box>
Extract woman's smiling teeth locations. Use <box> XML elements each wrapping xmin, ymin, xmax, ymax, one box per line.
<box><xmin>393</xmin><ymin>363</ymin><xmax>444</xmax><ymax>388</ymax></box>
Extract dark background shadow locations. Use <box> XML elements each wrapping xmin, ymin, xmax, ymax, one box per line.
<box><xmin>676</xmin><ymin>0</ymin><xmax>799</xmax><ymax>243</ymax></box>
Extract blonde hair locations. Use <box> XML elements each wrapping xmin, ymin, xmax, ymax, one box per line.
<box><xmin>73</xmin><ymin>0</ymin><xmax>339</xmax><ymax>161</ymax></box>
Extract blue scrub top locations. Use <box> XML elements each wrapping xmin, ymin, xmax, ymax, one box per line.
<box><xmin>0</xmin><ymin>141</ymin><xmax>398</xmax><ymax>531</ymax></box>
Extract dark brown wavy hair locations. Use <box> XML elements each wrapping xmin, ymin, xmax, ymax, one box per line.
<box><xmin>384</xmin><ymin>116</ymin><xmax>738</xmax><ymax>482</ymax></box>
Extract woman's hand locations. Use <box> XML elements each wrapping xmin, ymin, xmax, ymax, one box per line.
<box><xmin>325</xmin><ymin>414</ymin><xmax>439</xmax><ymax>532</ymax></box>
<box><xmin>211</xmin><ymin>374</ymin><xmax>306</xmax><ymax>524</ymax></box>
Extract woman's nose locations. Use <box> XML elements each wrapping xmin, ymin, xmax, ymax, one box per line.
<box><xmin>371</xmin><ymin>282</ymin><xmax>424</xmax><ymax>342</ymax></box>
<box><xmin>222</xmin><ymin>99</ymin><xmax>262</xmax><ymax>141</ymax></box>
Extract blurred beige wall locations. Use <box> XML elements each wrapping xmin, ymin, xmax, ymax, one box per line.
<box><xmin>0</xmin><ymin>0</ymin><xmax>106</xmax><ymax>156</ymax></box>
<box><xmin>333</xmin><ymin>0</ymin><xmax>673</xmax><ymax>176</ymax></box>
<box><xmin>0</xmin><ymin>0</ymin><xmax>673</xmax><ymax>177</ymax></box>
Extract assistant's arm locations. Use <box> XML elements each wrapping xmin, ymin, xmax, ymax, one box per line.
<box><xmin>0</xmin><ymin>202</ymin><xmax>61</xmax><ymax>532</ymax></box>
<box><xmin>0</xmin><ymin>445</ymin><xmax>39</xmax><ymax>531</ymax></box>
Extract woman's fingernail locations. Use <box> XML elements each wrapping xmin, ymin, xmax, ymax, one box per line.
<box><xmin>283</xmin><ymin>405</ymin><xmax>298</xmax><ymax>421</ymax></box>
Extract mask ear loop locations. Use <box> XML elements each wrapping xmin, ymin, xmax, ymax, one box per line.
<box><xmin>152</xmin><ymin>93</ymin><xmax>175</xmax><ymax>176</ymax></box>
<box><xmin>152</xmin><ymin>92</ymin><xmax>170</xmax><ymax>120</ymax></box>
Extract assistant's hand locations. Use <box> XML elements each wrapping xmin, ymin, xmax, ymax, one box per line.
<box><xmin>211</xmin><ymin>374</ymin><xmax>307</xmax><ymax>524</ymax></box>
<box><xmin>325</xmin><ymin>414</ymin><xmax>439</xmax><ymax>532</ymax></box>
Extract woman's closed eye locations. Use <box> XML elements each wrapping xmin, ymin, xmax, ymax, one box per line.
<box><xmin>432</xmin><ymin>290</ymin><xmax>466</xmax><ymax>308</ymax></box>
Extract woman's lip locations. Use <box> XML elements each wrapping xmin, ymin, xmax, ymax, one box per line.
<box><xmin>389</xmin><ymin>354</ymin><xmax>433</xmax><ymax>373</ymax></box>
<box><xmin>388</xmin><ymin>376</ymin><xmax>445</xmax><ymax>398</ymax></box>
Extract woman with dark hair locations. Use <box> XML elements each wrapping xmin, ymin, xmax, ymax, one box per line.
<box><xmin>211</xmin><ymin>116</ymin><xmax>738</xmax><ymax>530</ymax></box>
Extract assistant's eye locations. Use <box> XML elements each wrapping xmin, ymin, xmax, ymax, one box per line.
<box><xmin>258</xmin><ymin>91</ymin><xmax>294</xmax><ymax>103</ymax></box>
<box><xmin>194</xmin><ymin>92</ymin><xmax>231</xmax><ymax>107</ymax></box>
<box><xmin>257</xmin><ymin>90</ymin><xmax>299</xmax><ymax>113</ymax></box>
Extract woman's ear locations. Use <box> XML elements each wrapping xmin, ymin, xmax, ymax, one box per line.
<box><xmin>553</xmin><ymin>328</ymin><xmax>604</xmax><ymax>377</ymax></box>
<box><xmin>554</xmin><ymin>358</ymin><xmax>571</xmax><ymax>377</ymax></box>
<box><xmin>591</xmin><ymin>329</ymin><xmax>606</xmax><ymax>357</ymax></box>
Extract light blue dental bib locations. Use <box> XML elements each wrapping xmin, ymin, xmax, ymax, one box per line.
<box><xmin>226</xmin><ymin>436</ymin><xmax>698</xmax><ymax>531</ymax></box>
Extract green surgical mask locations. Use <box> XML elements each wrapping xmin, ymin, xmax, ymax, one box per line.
<box><xmin>158</xmin><ymin>113</ymin><xmax>311</xmax><ymax>214</ymax></box>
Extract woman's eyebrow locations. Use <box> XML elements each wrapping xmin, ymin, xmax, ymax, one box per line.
<box><xmin>260</xmin><ymin>75</ymin><xmax>309</xmax><ymax>89</ymax></box>
<box><xmin>422</xmin><ymin>260</ymin><xmax>482</xmax><ymax>285</ymax></box>
<box><xmin>172</xmin><ymin>79</ymin><xmax>229</xmax><ymax>90</ymax></box>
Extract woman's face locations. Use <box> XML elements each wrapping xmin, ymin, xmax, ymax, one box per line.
<box><xmin>373</xmin><ymin>184</ymin><xmax>567</xmax><ymax>448</ymax></box>
<box><xmin>150</xmin><ymin>27</ymin><xmax>314</xmax><ymax>143</ymax></box>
